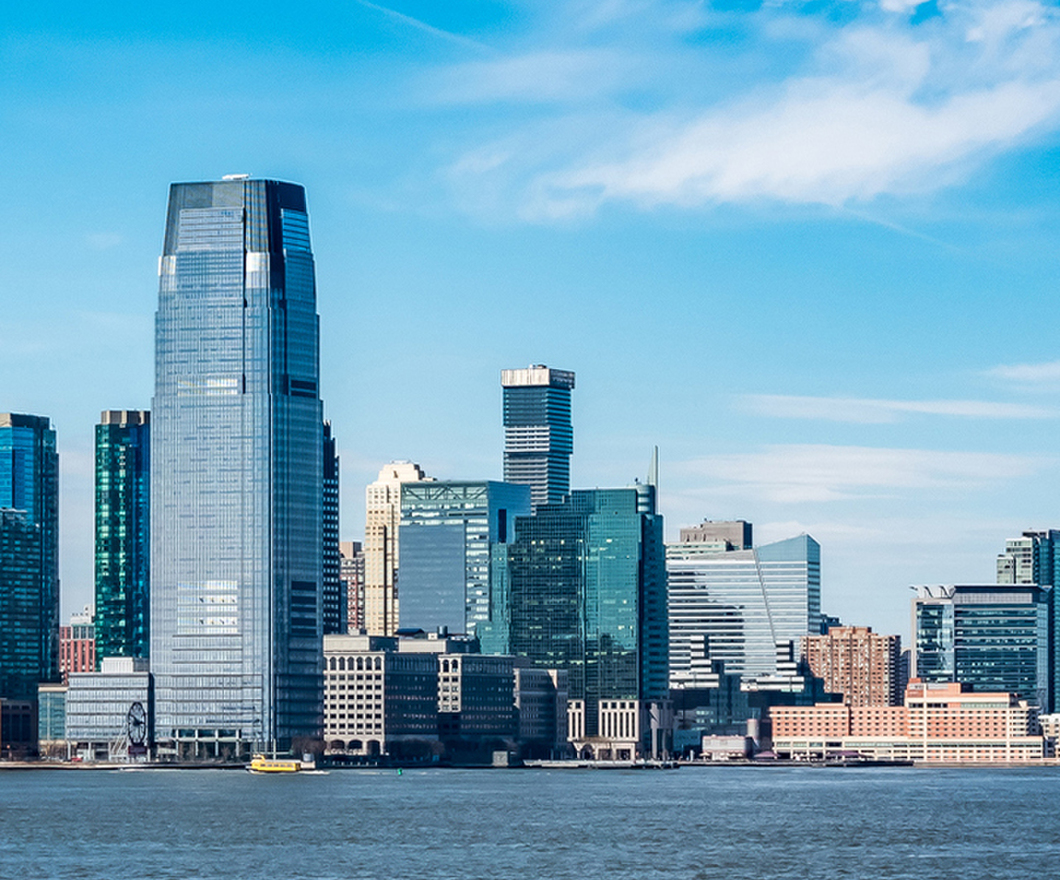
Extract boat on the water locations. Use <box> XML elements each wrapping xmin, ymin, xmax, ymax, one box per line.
<box><xmin>248</xmin><ymin>755</ymin><xmax>302</xmax><ymax>774</ymax></box>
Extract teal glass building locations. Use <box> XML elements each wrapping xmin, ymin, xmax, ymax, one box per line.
<box><xmin>481</xmin><ymin>487</ymin><xmax>669</xmax><ymax>748</ymax></box>
<box><xmin>94</xmin><ymin>410</ymin><xmax>150</xmax><ymax>664</ymax></box>
<box><xmin>914</xmin><ymin>584</ymin><xmax>1050</xmax><ymax>710</ymax></box>
<box><xmin>0</xmin><ymin>413</ymin><xmax>60</xmax><ymax>693</ymax></box>
<box><xmin>151</xmin><ymin>178</ymin><xmax>324</xmax><ymax>755</ymax></box>
<box><xmin>501</xmin><ymin>366</ymin><xmax>575</xmax><ymax>511</ymax></box>
<box><xmin>398</xmin><ymin>481</ymin><xmax>531</xmax><ymax>636</ymax></box>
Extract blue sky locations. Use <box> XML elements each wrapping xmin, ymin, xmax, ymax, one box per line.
<box><xmin>4</xmin><ymin>0</ymin><xmax>1060</xmax><ymax>639</ymax></box>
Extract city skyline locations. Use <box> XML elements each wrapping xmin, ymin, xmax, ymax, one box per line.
<box><xmin>6</xmin><ymin>1</ymin><xmax>1060</xmax><ymax>643</ymax></box>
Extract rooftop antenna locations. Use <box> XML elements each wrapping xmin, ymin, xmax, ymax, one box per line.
<box><xmin>647</xmin><ymin>446</ymin><xmax>659</xmax><ymax>492</ymax></box>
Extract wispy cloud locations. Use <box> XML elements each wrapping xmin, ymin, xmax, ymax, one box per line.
<box><xmin>741</xmin><ymin>393</ymin><xmax>1056</xmax><ymax>423</ymax></box>
<box><xmin>354</xmin><ymin>0</ymin><xmax>495</xmax><ymax>55</ymax></box>
<box><xmin>675</xmin><ymin>444</ymin><xmax>1044</xmax><ymax>503</ymax></box>
<box><xmin>438</xmin><ymin>49</ymin><xmax>634</xmax><ymax>104</ymax></box>
<box><xmin>986</xmin><ymin>359</ymin><xmax>1060</xmax><ymax>385</ymax></box>
<box><xmin>441</xmin><ymin>0</ymin><xmax>1060</xmax><ymax>219</ymax></box>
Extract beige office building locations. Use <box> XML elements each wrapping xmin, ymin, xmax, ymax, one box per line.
<box><xmin>364</xmin><ymin>461</ymin><xmax>431</xmax><ymax>635</ymax></box>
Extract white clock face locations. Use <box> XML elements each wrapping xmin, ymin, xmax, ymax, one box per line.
<box><xmin>128</xmin><ymin>703</ymin><xmax>148</xmax><ymax>744</ymax></box>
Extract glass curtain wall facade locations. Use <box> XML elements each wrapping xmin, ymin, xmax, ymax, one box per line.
<box><xmin>398</xmin><ymin>481</ymin><xmax>531</xmax><ymax>636</ymax></box>
<box><xmin>667</xmin><ymin>533</ymin><xmax>821</xmax><ymax>683</ymax></box>
<box><xmin>997</xmin><ymin>530</ymin><xmax>1060</xmax><ymax>714</ymax></box>
<box><xmin>501</xmin><ymin>366</ymin><xmax>575</xmax><ymax>511</ymax></box>
<box><xmin>94</xmin><ymin>410</ymin><xmax>150</xmax><ymax>664</ymax></box>
<box><xmin>322</xmin><ymin>421</ymin><xmax>344</xmax><ymax>634</ymax></box>
<box><xmin>481</xmin><ymin>487</ymin><xmax>668</xmax><ymax>737</ymax></box>
<box><xmin>0</xmin><ymin>413</ymin><xmax>59</xmax><ymax>689</ymax></box>
<box><xmin>913</xmin><ymin>584</ymin><xmax>1051</xmax><ymax>710</ymax></box>
<box><xmin>151</xmin><ymin>178</ymin><xmax>324</xmax><ymax>753</ymax></box>
<box><xmin>0</xmin><ymin>509</ymin><xmax>43</xmax><ymax>699</ymax></box>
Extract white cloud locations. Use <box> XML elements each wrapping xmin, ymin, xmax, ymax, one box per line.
<box><xmin>443</xmin><ymin>0</ymin><xmax>1060</xmax><ymax>217</ymax></box>
<box><xmin>439</xmin><ymin>50</ymin><xmax>633</xmax><ymax>104</ymax></box>
<box><xmin>742</xmin><ymin>393</ymin><xmax>1056</xmax><ymax>422</ymax></box>
<box><xmin>986</xmin><ymin>359</ymin><xmax>1060</xmax><ymax>385</ymax></box>
<box><xmin>85</xmin><ymin>232</ymin><xmax>123</xmax><ymax>249</ymax></box>
<box><xmin>675</xmin><ymin>444</ymin><xmax>1044</xmax><ymax>503</ymax></box>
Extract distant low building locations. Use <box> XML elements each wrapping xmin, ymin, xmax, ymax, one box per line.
<box><xmin>771</xmin><ymin>680</ymin><xmax>1044</xmax><ymax>762</ymax></box>
<box><xmin>323</xmin><ymin>633</ymin><xmax>564</xmax><ymax>760</ymax></box>
<box><xmin>37</xmin><ymin>683</ymin><xmax>67</xmax><ymax>755</ymax></box>
<box><xmin>515</xmin><ymin>667</ymin><xmax>568</xmax><ymax>757</ymax></box>
<box><xmin>65</xmin><ymin>658</ymin><xmax>153</xmax><ymax>762</ymax></box>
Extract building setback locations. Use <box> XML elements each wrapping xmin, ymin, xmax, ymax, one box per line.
<box><xmin>0</xmin><ymin>413</ymin><xmax>60</xmax><ymax>692</ymax></box>
<box><xmin>501</xmin><ymin>365</ymin><xmax>575</xmax><ymax>511</ymax></box>
<box><xmin>481</xmin><ymin>486</ymin><xmax>670</xmax><ymax>759</ymax></box>
<box><xmin>398</xmin><ymin>480</ymin><xmax>530</xmax><ymax>637</ymax></box>
<box><xmin>803</xmin><ymin>626</ymin><xmax>901</xmax><ymax>707</ymax></box>
<box><xmin>94</xmin><ymin>409</ymin><xmax>150</xmax><ymax>664</ymax></box>
<box><xmin>150</xmin><ymin>178</ymin><xmax>324</xmax><ymax>756</ymax></box>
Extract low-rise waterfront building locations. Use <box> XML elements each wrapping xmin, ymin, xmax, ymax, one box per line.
<box><xmin>771</xmin><ymin>680</ymin><xmax>1043</xmax><ymax>762</ymax></box>
<box><xmin>323</xmin><ymin>633</ymin><xmax>565</xmax><ymax>760</ymax></box>
<box><xmin>514</xmin><ymin>667</ymin><xmax>568</xmax><ymax>756</ymax></box>
<box><xmin>37</xmin><ymin>683</ymin><xmax>67</xmax><ymax>756</ymax></box>
<box><xmin>65</xmin><ymin>657</ymin><xmax>153</xmax><ymax>761</ymax></box>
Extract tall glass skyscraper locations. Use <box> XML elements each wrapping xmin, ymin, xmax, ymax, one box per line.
<box><xmin>481</xmin><ymin>487</ymin><xmax>669</xmax><ymax>757</ymax></box>
<box><xmin>151</xmin><ymin>177</ymin><xmax>324</xmax><ymax>755</ymax></box>
<box><xmin>94</xmin><ymin>409</ymin><xmax>150</xmax><ymax>665</ymax></box>
<box><xmin>666</xmin><ymin>527</ymin><xmax>821</xmax><ymax>683</ymax></box>
<box><xmin>501</xmin><ymin>365</ymin><xmax>575</xmax><ymax>511</ymax></box>
<box><xmin>0</xmin><ymin>413</ymin><xmax>60</xmax><ymax>692</ymax></box>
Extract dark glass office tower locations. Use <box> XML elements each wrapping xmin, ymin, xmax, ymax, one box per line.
<box><xmin>997</xmin><ymin>530</ymin><xmax>1060</xmax><ymax>713</ymax></box>
<box><xmin>151</xmin><ymin>177</ymin><xmax>324</xmax><ymax>756</ymax></box>
<box><xmin>481</xmin><ymin>487</ymin><xmax>669</xmax><ymax>757</ymax></box>
<box><xmin>501</xmin><ymin>365</ymin><xmax>574</xmax><ymax>511</ymax></box>
<box><xmin>0</xmin><ymin>413</ymin><xmax>59</xmax><ymax>691</ymax></box>
<box><xmin>914</xmin><ymin>584</ymin><xmax>1050</xmax><ymax>710</ymax></box>
<box><xmin>0</xmin><ymin>509</ymin><xmax>43</xmax><ymax>700</ymax></box>
<box><xmin>322</xmin><ymin>421</ymin><xmax>344</xmax><ymax>635</ymax></box>
<box><xmin>94</xmin><ymin>410</ymin><xmax>150</xmax><ymax>664</ymax></box>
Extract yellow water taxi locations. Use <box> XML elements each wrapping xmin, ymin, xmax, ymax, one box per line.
<box><xmin>248</xmin><ymin>754</ymin><xmax>301</xmax><ymax>773</ymax></box>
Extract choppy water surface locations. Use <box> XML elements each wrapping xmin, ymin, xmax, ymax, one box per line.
<box><xmin>3</xmin><ymin>766</ymin><xmax>1059</xmax><ymax>879</ymax></box>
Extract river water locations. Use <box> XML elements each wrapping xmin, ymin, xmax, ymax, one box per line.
<box><xmin>2</xmin><ymin>765</ymin><xmax>1059</xmax><ymax>879</ymax></box>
